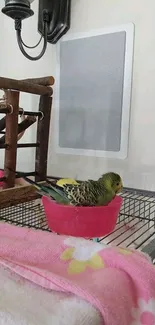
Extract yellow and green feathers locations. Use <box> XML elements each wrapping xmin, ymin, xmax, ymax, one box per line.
<box><xmin>62</xmin><ymin>172</ymin><xmax>123</xmax><ymax>206</ymax></box>
<box><xmin>21</xmin><ymin>173</ymin><xmax>123</xmax><ymax>207</ymax></box>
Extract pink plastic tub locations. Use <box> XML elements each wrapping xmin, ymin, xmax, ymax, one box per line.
<box><xmin>42</xmin><ymin>195</ymin><xmax>123</xmax><ymax>238</ymax></box>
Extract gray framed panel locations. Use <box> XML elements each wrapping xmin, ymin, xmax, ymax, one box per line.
<box><xmin>55</xmin><ymin>24</ymin><xmax>134</xmax><ymax>159</ymax></box>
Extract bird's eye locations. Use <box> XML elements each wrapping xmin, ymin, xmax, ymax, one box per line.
<box><xmin>116</xmin><ymin>183</ymin><xmax>119</xmax><ymax>186</ymax></box>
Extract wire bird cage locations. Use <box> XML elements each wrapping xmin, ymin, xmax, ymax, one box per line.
<box><xmin>1</xmin><ymin>187</ymin><xmax>155</xmax><ymax>261</ymax></box>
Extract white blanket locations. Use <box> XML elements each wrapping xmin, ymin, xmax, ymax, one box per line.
<box><xmin>0</xmin><ymin>265</ymin><xmax>102</xmax><ymax>325</ymax></box>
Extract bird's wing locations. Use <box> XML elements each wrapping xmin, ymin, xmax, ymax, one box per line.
<box><xmin>46</xmin><ymin>184</ymin><xmax>70</xmax><ymax>204</ymax></box>
<box><xmin>64</xmin><ymin>181</ymin><xmax>99</xmax><ymax>206</ymax></box>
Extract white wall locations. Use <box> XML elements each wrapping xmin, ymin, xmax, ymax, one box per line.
<box><xmin>1</xmin><ymin>0</ymin><xmax>155</xmax><ymax>191</ymax></box>
<box><xmin>49</xmin><ymin>0</ymin><xmax>155</xmax><ymax>191</ymax></box>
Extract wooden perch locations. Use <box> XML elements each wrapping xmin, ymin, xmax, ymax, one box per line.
<box><xmin>0</xmin><ymin>116</ymin><xmax>36</xmax><ymax>144</ymax></box>
<box><xmin>0</xmin><ymin>117</ymin><xmax>6</xmax><ymax>132</ymax></box>
<box><xmin>17</xmin><ymin>115</ymin><xmax>36</xmax><ymax>140</ymax></box>
<box><xmin>0</xmin><ymin>77</ymin><xmax>53</xmax><ymax>96</ymax></box>
<box><xmin>21</xmin><ymin>76</ymin><xmax>55</xmax><ymax>86</ymax></box>
<box><xmin>35</xmin><ymin>95</ymin><xmax>52</xmax><ymax>182</ymax></box>
<box><xmin>17</xmin><ymin>114</ymin><xmax>26</xmax><ymax>142</ymax></box>
<box><xmin>3</xmin><ymin>90</ymin><xmax>19</xmax><ymax>189</ymax></box>
<box><xmin>18</xmin><ymin>115</ymin><xmax>36</xmax><ymax>134</ymax></box>
<box><xmin>0</xmin><ymin>114</ymin><xmax>26</xmax><ymax>140</ymax></box>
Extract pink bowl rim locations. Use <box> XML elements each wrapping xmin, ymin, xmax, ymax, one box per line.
<box><xmin>42</xmin><ymin>194</ymin><xmax>123</xmax><ymax>209</ymax></box>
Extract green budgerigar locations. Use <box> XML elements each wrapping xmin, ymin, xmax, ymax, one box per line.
<box><xmin>63</xmin><ymin>172</ymin><xmax>123</xmax><ymax>206</ymax></box>
<box><xmin>19</xmin><ymin>172</ymin><xmax>123</xmax><ymax>207</ymax></box>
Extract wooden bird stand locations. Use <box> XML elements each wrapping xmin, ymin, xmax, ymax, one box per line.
<box><xmin>0</xmin><ymin>75</ymin><xmax>54</xmax><ymax>208</ymax></box>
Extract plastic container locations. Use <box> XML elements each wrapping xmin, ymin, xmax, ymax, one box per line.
<box><xmin>42</xmin><ymin>195</ymin><xmax>123</xmax><ymax>238</ymax></box>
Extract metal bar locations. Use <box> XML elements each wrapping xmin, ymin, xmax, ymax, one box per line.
<box><xmin>21</xmin><ymin>110</ymin><xmax>42</xmax><ymax>117</ymax></box>
<box><xmin>0</xmin><ymin>107</ymin><xmax>10</xmax><ymax>114</ymax></box>
<box><xmin>17</xmin><ymin>143</ymin><xmax>39</xmax><ymax>148</ymax></box>
<box><xmin>0</xmin><ymin>143</ymin><xmax>39</xmax><ymax>149</ymax></box>
<box><xmin>3</xmin><ymin>90</ymin><xmax>19</xmax><ymax>189</ymax></box>
<box><xmin>0</xmin><ymin>77</ymin><xmax>53</xmax><ymax>96</ymax></box>
<box><xmin>0</xmin><ymin>107</ymin><xmax>43</xmax><ymax>118</ymax></box>
<box><xmin>123</xmin><ymin>186</ymin><xmax>155</xmax><ymax>198</ymax></box>
<box><xmin>15</xmin><ymin>171</ymin><xmax>37</xmax><ymax>177</ymax></box>
<box><xmin>0</xmin><ymin>200</ymin><xmax>49</xmax><ymax>231</ymax></box>
<box><xmin>47</xmin><ymin>176</ymin><xmax>61</xmax><ymax>180</ymax></box>
<box><xmin>0</xmin><ymin>144</ymin><xmax>8</xmax><ymax>148</ymax></box>
<box><xmin>35</xmin><ymin>95</ymin><xmax>52</xmax><ymax>182</ymax></box>
<box><xmin>0</xmin><ymin>171</ymin><xmax>37</xmax><ymax>182</ymax></box>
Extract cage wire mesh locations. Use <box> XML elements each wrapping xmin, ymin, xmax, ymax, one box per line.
<box><xmin>99</xmin><ymin>188</ymin><xmax>155</xmax><ymax>251</ymax></box>
<box><xmin>0</xmin><ymin>188</ymin><xmax>155</xmax><ymax>254</ymax></box>
<box><xmin>0</xmin><ymin>199</ymin><xmax>50</xmax><ymax>232</ymax></box>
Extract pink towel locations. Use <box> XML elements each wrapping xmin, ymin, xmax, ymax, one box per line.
<box><xmin>0</xmin><ymin>222</ymin><xmax>155</xmax><ymax>325</ymax></box>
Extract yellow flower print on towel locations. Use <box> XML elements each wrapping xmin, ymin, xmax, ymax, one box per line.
<box><xmin>61</xmin><ymin>237</ymin><xmax>105</xmax><ymax>275</ymax></box>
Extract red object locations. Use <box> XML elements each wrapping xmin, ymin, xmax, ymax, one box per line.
<box><xmin>0</xmin><ymin>170</ymin><xmax>4</xmax><ymax>187</ymax></box>
<box><xmin>42</xmin><ymin>195</ymin><xmax>123</xmax><ymax>237</ymax></box>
